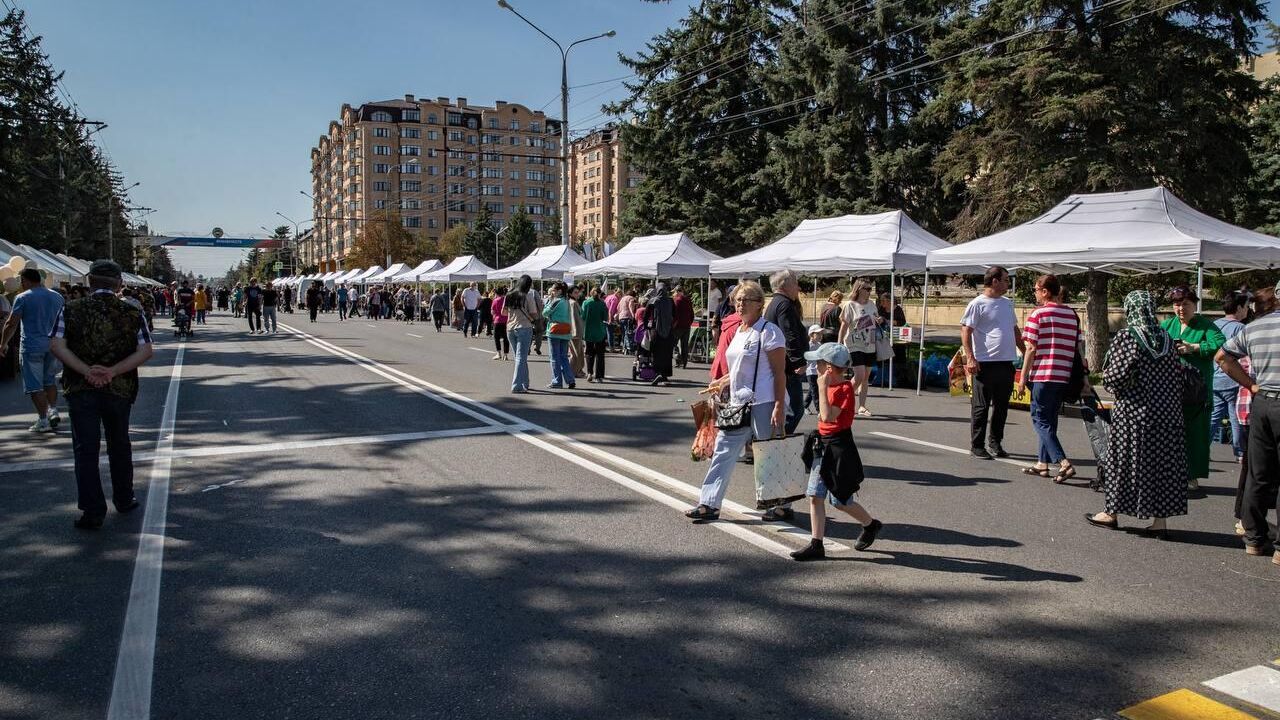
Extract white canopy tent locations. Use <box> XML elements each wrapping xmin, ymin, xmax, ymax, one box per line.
<box><xmin>349</xmin><ymin>266</ymin><xmax>384</xmax><ymax>284</ymax></box>
<box><xmin>0</xmin><ymin>240</ymin><xmax>82</xmax><ymax>285</ymax></box>
<box><xmin>569</xmin><ymin>233</ymin><xmax>722</xmax><ymax>278</ymax></box>
<box><xmin>366</xmin><ymin>263</ymin><xmax>411</xmax><ymax>283</ymax></box>
<box><xmin>489</xmin><ymin>245</ymin><xmax>589</xmax><ymax>281</ymax></box>
<box><xmin>330</xmin><ymin>269</ymin><xmax>361</xmax><ymax>284</ymax></box>
<box><xmin>421</xmin><ymin>255</ymin><xmax>495</xmax><ymax>284</ymax></box>
<box><xmin>392</xmin><ymin>260</ymin><xmax>444</xmax><ymax>282</ymax></box>
<box><xmin>918</xmin><ymin>186</ymin><xmax>1280</xmax><ymax>393</ymax></box>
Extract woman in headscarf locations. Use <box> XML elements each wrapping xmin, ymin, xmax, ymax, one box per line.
<box><xmin>1085</xmin><ymin>290</ymin><xmax>1189</xmax><ymax>538</ymax></box>
<box><xmin>646</xmin><ymin>282</ymin><xmax>676</xmax><ymax>385</ymax></box>
<box><xmin>1160</xmin><ymin>285</ymin><xmax>1225</xmax><ymax>491</ymax></box>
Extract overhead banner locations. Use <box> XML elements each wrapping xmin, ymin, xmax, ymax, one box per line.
<box><xmin>147</xmin><ymin>236</ymin><xmax>285</xmax><ymax>249</ymax></box>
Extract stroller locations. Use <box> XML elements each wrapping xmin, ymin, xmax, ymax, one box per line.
<box><xmin>1079</xmin><ymin>392</ymin><xmax>1112</xmax><ymax>491</ymax></box>
<box><xmin>173</xmin><ymin>307</ymin><xmax>193</xmax><ymax>338</ymax></box>
<box><xmin>631</xmin><ymin>325</ymin><xmax>659</xmax><ymax>382</ymax></box>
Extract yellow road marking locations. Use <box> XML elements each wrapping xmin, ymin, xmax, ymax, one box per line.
<box><xmin>1119</xmin><ymin>689</ymin><xmax>1259</xmax><ymax>720</ymax></box>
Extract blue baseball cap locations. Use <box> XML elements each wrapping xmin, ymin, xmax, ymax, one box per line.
<box><xmin>804</xmin><ymin>342</ymin><xmax>850</xmax><ymax>368</ymax></box>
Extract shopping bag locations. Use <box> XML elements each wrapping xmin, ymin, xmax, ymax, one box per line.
<box><xmin>690</xmin><ymin>399</ymin><xmax>717</xmax><ymax>461</ymax></box>
<box><xmin>752</xmin><ymin>433</ymin><xmax>808</xmax><ymax>510</ymax></box>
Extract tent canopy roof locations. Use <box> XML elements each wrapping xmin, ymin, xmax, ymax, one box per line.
<box><xmin>569</xmin><ymin>232</ymin><xmax>722</xmax><ymax>278</ymax></box>
<box><xmin>422</xmin><ymin>255</ymin><xmax>495</xmax><ymax>283</ymax></box>
<box><xmin>926</xmin><ymin>187</ymin><xmax>1280</xmax><ymax>274</ymax></box>
<box><xmin>366</xmin><ymin>263</ymin><xmax>411</xmax><ymax>283</ymax></box>
<box><xmin>489</xmin><ymin>245</ymin><xmax>589</xmax><ymax>281</ymax></box>
<box><xmin>393</xmin><ymin>259</ymin><xmax>444</xmax><ymax>282</ymax></box>
<box><xmin>710</xmin><ymin>211</ymin><xmax>951</xmax><ymax>277</ymax></box>
<box><xmin>350</xmin><ymin>266</ymin><xmax>384</xmax><ymax>283</ymax></box>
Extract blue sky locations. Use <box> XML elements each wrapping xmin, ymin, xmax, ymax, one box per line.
<box><xmin>19</xmin><ymin>0</ymin><xmax>696</xmax><ymax>276</ymax></box>
<box><xmin>18</xmin><ymin>0</ymin><xmax>1280</xmax><ymax>277</ymax></box>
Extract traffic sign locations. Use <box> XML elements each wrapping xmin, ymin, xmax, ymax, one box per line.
<box><xmin>273</xmin><ymin>261</ymin><xmax>284</xmax><ymax>270</ymax></box>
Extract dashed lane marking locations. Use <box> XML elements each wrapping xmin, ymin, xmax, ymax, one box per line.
<box><xmin>466</xmin><ymin>346</ymin><xmax>493</xmax><ymax>353</ymax></box>
<box><xmin>1118</xmin><ymin>689</ymin><xmax>1259</xmax><ymax>720</ymax></box>
<box><xmin>1203</xmin><ymin>666</ymin><xmax>1280</xmax><ymax>715</ymax></box>
<box><xmin>279</xmin><ymin>323</ymin><xmax>799</xmax><ymax>559</ymax></box>
<box><xmin>406</xmin><ymin>333</ymin><xmax>423</xmax><ymax>338</ymax></box>
<box><xmin>870</xmin><ymin>430</ymin><xmax>1025</xmax><ymax>468</ymax></box>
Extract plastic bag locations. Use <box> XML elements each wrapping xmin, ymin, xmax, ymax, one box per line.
<box><xmin>690</xmin><ymin>399</ymin><xmax>717</xmax><ymax>461</ymax></box>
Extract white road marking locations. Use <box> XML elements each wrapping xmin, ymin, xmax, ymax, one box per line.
<box><xmin>280</xmin><ymin>324</ymin><xmax>795</xmax><ymax>559</ymax></box>
<box><xmin>1203</xmin><ymin>665</ymin><xmax>1280</xmax><ymax>713</ymax></box>
<box><xmin>107</xmin><ymin>344</ymin><xmax>185</xmax><ymax>720</ymax></box>
<box><xmin>869</xmin><ymin>430</ymin><xmax>1025</xmax><ymax>468</ymax></box>
<box><xmin>466</xmin><ymin>347</ymin><xmax>492</xmax><ymax>353</ymax></box>
<box><xmin>406</xmin><ymin>333</ymin><xmax>423</xmax><ymax>338</ymax></box>
<box><xmin>365</xmin><ymin>323</ymin><xmax>376</xmax><ymax>328</ymax></box>
<box><xmin>201</xmin><ymin>479</ymin><xmax>246</xmax><ymax>493</ymax></box>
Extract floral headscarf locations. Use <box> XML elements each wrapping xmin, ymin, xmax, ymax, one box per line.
<box><xmin>1123</xmin><ymin>290</ymin><xmax>1170</xmax><ymax>358</ymax></box>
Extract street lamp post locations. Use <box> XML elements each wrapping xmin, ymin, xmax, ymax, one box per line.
<box><xmin>497</xmin><ymin>0</ymin><xmax>614</xmax><ymax>247</ymax></box>
<box><xmin>108</xmin><ymin>181</ymin><xmax>141</xmax><ymax>261</ymax></box>
<box><xmin>276</xmin><ymin>211</ymin><xmax>306</xmax><ymax>276</ymax></box>
<box><xmin>492</xmin><ymin>224</ymin><xmax>511</xmax><ymax>269</ymax></box>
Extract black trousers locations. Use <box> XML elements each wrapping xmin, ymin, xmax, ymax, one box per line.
<box><xmin>970</xmin><ymin>361</ymin><xmax>1015</xmax><ymax>449</ymax></box>
<box><xmin>433</xmin><ymin>311</ymin><xmax>446</xmax><ymax>331</ymax></box>
<box><xmin>494</xmin><ymin>322</ymin><xmax>509</xmax><ymax>353</ymax></box>
<box><xmin>308</xmin><ymin>305</ymin><xmax>318</xmax><ymax>323</ymax></box>
<box><xmin>675</xmin><ymin>327</ymin><xmax>691</xmax><ymax>367</ymax></box>
<box><xmin>586</xmin><ymin>340</ymin><xmax>606</xmax><ymax>379</ymax></box>
<box><xmin>480</xmin><ymin>312</ymin><xmax>494</xmax><ymax>336</ymax></box>
<box><xmin>68</xmin><ymin>391</ymin><xmax>135</xmax><ymax>517</ymax></box>
<box><xmin>1241</xmin><ymin>394</ymin><xmax>1280</xmax><ymax>546</ymax></box>
<box><xmin>246</xmin><ymin>306</ymin><xmax>262</xmax><ymax>331</ymax></box>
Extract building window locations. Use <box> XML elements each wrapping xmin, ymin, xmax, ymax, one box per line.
<box><xmin>374</xmin><ymin>181</ymin><xmax>390</xmax><ymax>191</ymax></box>
<box><xmin>400</xmin><ymin>163</ymin><xmax>420</xmax><ymax>174</ymax></box>
<box><xmin>448</xmin><ymin>130</ymin><xmax>463</xmax><ymax>142</ymax></box>
<box><xmin>400</xmin><ymin>128</ymin><xmax>421</xmax><ymax>138</ymax></box>
<box><xmin>371</xmin><ymin>111</ymin><xmax>393</xmax><ymax>122</ymax></box>
<box><xmin>427</xmin><ymin>218</ymin><xmax>438</xmax><ymax>228</ymax></box>
<box><xmin>466</xmin><ymin>135</ymin><xmax>476</xmax><ymax>145</ymax></box>
<box><xmin>486</xmin><ymin>202</ymin><xmax>504</xmax><ymax>213</ymax></box>
<box><xmin>403</xmin><ymin>216</ymin><xmax>421</xmax><ymax>228</ymax></box>
<box><xmin>374</xmin><ymin>145</ymin><xmax>391</xmax><ymax>156</ymax></box>
<box><xmin>447</xmin><ymin>112</ymin><xmax>463</xmax><ymax>126</ymax></box>
<box><xmin>400</xmin><ymin>180</ymin><xmax>421</xmax><ymax>191</ymax></box>
<box><xmin>374</xmin><ymin>163</ymin><xmax>390</xmax><ymax>173</ymax></box>
<box><xmin>449</xmin><ymin>183</ymin><xmax>466</xmax><ymax>194</ymax></box>
<box><xmin>427</xmin><ymin>148</ymin><xmax>438</xmax><ymax>158</ymax></box>
<box><xmin>427</xmin><ymin>184</ymin><xmax>437</xmax><ymax>193</ymax></box>
<box><xmin>526</xmin><ymin>170</ymin><xmax>542</xmax><ymax>181</ymax></box>
<box><xmin>509</xmin><ymin>119</ymin><xmax>520</xmax><ymax>130</ymax></box>
<box><xmin>510</xmin><ymin>187</ymin><xmax>520</xmax><ymax>197</ymax></box>
<box><xmin>427</xmin><ymin>130</ymin><xmax>439</xmax><ymax>140</ymax></box>
<box><xmin>374</xmin><ymin>127</ymin><xmax>390</xmax><ymax>138</ymax></box>
<box><xmin>488</xmin><ymin>117</ymin><xmax>498</xmax><ymax>129</ymax></box>
<box><xmin>482</xmin><ymin>152</ymin><xmax>502</xmax><ymax>162</ymax></box>
<box><xmin>402</xmin><ymin>199</ymin><xmax>421</xmax><ymax>209</ymax></box>
<box><xmin>482</xmin><ymin>185</ymin><xmax>503</xmax><ymax>195</ymax></box>
<box><xmin>509</xmin><ymin>170</ymin><xmax>520</xmax><ymax>180</ymax></box>
<box><xmin>530</xmin><ymin>122</ymin><xmax>541</xmax><ymax>133</ymax></box>
<box><xmin>527</xmin><ymin>187</ymin><xmax>542</xmax><ymax>198</ymax></box>
<box><xmin>448</xmin><ymin>165</ymin><xmax>464</xmax><ymax>176</ymax></box>
<box><xmin>401</xmin><ymin>145</ymin><xmax>420</xmax><ymax>156</ymax></box>
<box><xmin>427</xmin><ymin>165</ymin><xmax>438</xmax><ymax>176</ymax></box>
<box><xmin>403</xmin><ymin>109</ymin><xmax>420</xmax><ymax>121</ymax></box>
<box><xmin>427</xmin><ymin>113</ymin><xmax>438</xmax><ymax>124</ymax></box>
<box><xmin>374</xmin><ymin>199</ymin><xmax>387</xmax><ymax>209</ymax></box>
<box><xmin>483</xmin><ymin>168</ymin><xmax>503</xmax><ymax>179</ymax></box>
<box><xmin>509</xmin><ymin>136</ymin><xmax>519</xmax><ymax>146</ymax></box>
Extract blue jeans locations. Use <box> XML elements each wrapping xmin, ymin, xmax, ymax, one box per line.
<box><xmin>549</xmin><ymin>337</ymin><xmax>572</xmax><ymax>387</ymax></box>
<box><xmin>1030</xmin><ymin>381</ymin><xmax>1067</xmax><ymax>464</ymax></box>
<box><xmin>463</xmin><ymin>309</ymin><xmax>479</xmax><ymax>336</ymax></box>
<box><xmin>510</xmin><ymin>327</ymin><xmax>533</xmax><ymax>391</ymax></box>
<box><xmin>618</xmin><ymin>318</ymin><xmax>636</xmax><ymax>353</ymax></box>
<box><xmin>1211</xmin><ymin>388</ymin><xmax>1243</xmax><ymax>457</ymax></box>
<box><xmin>21</xmin><ymin>351</ymin><xmax>59</xmax><ymax>394</ymax></box>
<box><xmin>698</xmin><ymin>403</ymin><xmax>775</xmax><ymax>509</ymax></box>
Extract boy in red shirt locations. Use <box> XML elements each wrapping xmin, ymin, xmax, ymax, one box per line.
<box><xmin>792</xmin><ymin>342</ymin><xmax>883</xmax><ymax>561</ymax></box>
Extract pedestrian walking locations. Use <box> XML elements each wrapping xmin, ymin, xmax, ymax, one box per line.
<box><xmin>505</xmin><ymin>275</ymin><xmax>541</xmax><ymax>393</ymax></box>
<box><xmin>616</xmin><ymin>288</ymin><xmax>637</xmax><ymax>354</ymax></box>
<box><xmin>646</xmin><ymin>282</ymin><xmax>676</xmax><ymax>385</ymax></box>
<box><xmin>838</xmin><ymin>279</ymin><xmax>882</xmax><ymax>417</ymax></box>
<box><xmin>791</xmin><ymin>342</ymin><xmax>882</xmax><ymax>560</ymax></box>
<box><xmin>1211</xmin><ymin>290</ymin><xmax>1250</xmax><ymax>459</ymax></box>
<box><xmin>0</xmin><ymin>268</ymin><xmax>65</xmax><ymax>432</ymax></box>
<box><xmin>685</xmin><ymin>281</ymin><xmax>786</xmax><ymax>522</ymax></box>
<box><xmin>818</xmin><ymin>290</ymin><xmax>843</xmax><ymax>343</ymax></box>
<box><xmin>1216</xmin><ymin>279</ymin><xmax>1280</xmax><ymax>563</ymax></box>
<box><xmin>1085</xmin><ymin>290</ymin><xmax>1189</xmax><ymax>538</ymax></box>
<box><xmin>804</xmin><ymin>325</ymin><xmax>822</xmax><ymax>414</ymax></box>
<box><xmin>673</xmin><ymin>284</ymin><xmax>694</xmax><ymax>368</ymax></box>
<box><xmin>764</xmin><ymin>270</ymin><xmax>808</xmax><ymax>443</ymax></box>
<box><xmin>262</xmin><ymin>281</ymin><xmax>279</xmax><ymax>333</ymax></box>
<box><xmin>961</xmin><ymin>266</ymin><xmax>1023</xmax><ymax>459</ymax></box>
<box><xmin>1015</xmin><ymin>274</ymin><xmax>1080</xmax><ymax>481</ymax></box>
<box><xmin>305</xmin><ymin>281</ymin><xmax>322</xmax><ymax>324</ymax></box>
<box><xmin>604</xmin><ymin>287</ymin><xmax>622</xmax><ymax>351</ymax></box>
<box><xmin>337</xmin><ymin>285</ymin><xmax>350</xmax><ymax>321</ymax></box>
<box><xmin>569</xmin><ymin>285</ymin><xmax>587</xmax><ymax>379</ymax></box>
<box><xmin>462</xmin><ymin>283</ymin><xmax>481</xmax><ymax>336</ymax></box>
<box><xmin>430</xmin><ymin>288</ymin><xmax>449</xmax><ymax>331</ymax></box>
<box><xmin>1161</xmin><ymin>285</ymin><xmax>1225</xmax><ymax>491</ymax></box>
<box><xmin>194</xmin><ymin>283</ymin><xmax>209</xmax><ymax>324</ymax></box>
<box><xmin>368</xmin><ymin>286</ymin><xmax>382</xmax><ymax>322</ymax></box>
<box><xmin>48</xmin><ymin>260</ymin><xmax>153</xmax><ymax>529</ymax></box>
<box><xmin>244</xmin><ymin>278</ymin><xmax>264</xmax><ymax>334</ymax></box>
<box><xmin>479</xmin><ymin>290</ymin><xmax>494</xmax><ymax>336</ymax></box>
<box><xmin>583</xmin><ymin>286</ymin><xmax>608</xmax><ymax>382</ymax></box>
<box><xmin>491</xmin><ymin>286</ymin><xmax>511</xmax><ymax>359</ymax></box>
<box><xmin>544</xmin><ymin>282</ymin><xmax>575</xmax><ymax>389</ymax></box>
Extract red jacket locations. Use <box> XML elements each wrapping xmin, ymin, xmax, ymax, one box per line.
<box><xmin>672</xmin><ymin>293</ymin><xmax>694</xmax><ymax>330</ymax></box>
<box><xmin>710</xmin><ymin>311</ymin><xmax>742</xmax><ymax>380</ymax></box>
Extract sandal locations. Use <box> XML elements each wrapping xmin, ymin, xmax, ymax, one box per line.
<box><xmin>684</xmin><ymin>505</ymin><xmax>719</xmax><ymax>522</ymax></box>
<box><xmin>1022</xmin><ymin>465</ymin><xmax>1050</xmax><ymax>477</ymax></box>
<box><xmin>1054</xmin><ymin>463</ymin><xmax>1077</xmax><ymax>484</ymax></box>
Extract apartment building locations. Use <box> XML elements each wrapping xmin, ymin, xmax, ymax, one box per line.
<box><xmin>567</xmin><ymin>125</ymin><xmax>642</xmax><ymax>251</ymax></box>
<box><xmin>310</xmin><ymin>95</ymin><xmax>563</xmax><ymax>271</ymax></box>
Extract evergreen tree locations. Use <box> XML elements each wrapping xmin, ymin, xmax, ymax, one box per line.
<box><xmin>1241</xmin><ymin>25</ymin><xmax>1280</xmax><ymax>236</ymax></box>
<box><xmin>463</xmin><ymin>205</ymin><xmax>497</xmax><ymax>267</ymax></box>
<box><xmin>502</xmin><ymin>206</ymin><xmax>538</xmax><ymax>265</ymax></box>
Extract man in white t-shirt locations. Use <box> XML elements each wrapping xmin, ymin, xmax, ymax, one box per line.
<box><xmin>461</xmin><ymin>282</ymin><xmax>482</xmax><ymax>337</ymax></box>
<box><xmin>960</xmin><ymin>266</ymin><xmax>1023</xmax><ymax>459</ymax></box>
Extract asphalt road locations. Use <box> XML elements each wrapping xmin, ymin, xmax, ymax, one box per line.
<box><xmin>1</xmin><ymin>309</ymin><xmax>1276</xmax><ymax>720</ymax></box>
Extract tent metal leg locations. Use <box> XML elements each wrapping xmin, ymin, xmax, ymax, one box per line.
<box><xmin>1196</xmin><ymin>262</ymin><xmax>1204</xmax><ymax>313</ymax></box>
<box><xmin>888</xmin><ymin>269</ymin><xmax>895</xmax><ymax>391</ymax></box>
<box><xmin>916</xmin><ymin>270</ymin><xmax>929</xmax><ymax>396</ymax></box>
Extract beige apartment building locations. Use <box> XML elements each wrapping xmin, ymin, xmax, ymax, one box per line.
<box><xmin>309</xmin><ymin>95</ymin><xmax>562</xmax><ymax>271</ymax></box>
<box><xmin>567</xmin><ymin>125</ymin><xmax>642</xmax><ymax>253</ymax></box>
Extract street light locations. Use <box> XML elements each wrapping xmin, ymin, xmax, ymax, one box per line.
<box><xmin>492</xmin><ymin>224</ymin><xmax>511</xmax><ymax>268</ymax></box>
<box><xmin>497</xmin><ymin>0</ymin><xmax>614</xmax><ymax>246</ymax></box>
<box><xmin>108</xmin><ymin>181</ymin><xmax>140</xmax><ymax>260</ymax></box>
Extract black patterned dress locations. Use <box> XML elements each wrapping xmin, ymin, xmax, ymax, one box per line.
<box><xmin>1101</xmin><ymin>330</ymin><xmax>1189</xmax><ymax>519</ymax></box>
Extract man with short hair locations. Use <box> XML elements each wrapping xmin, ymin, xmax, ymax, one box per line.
<box><xmin>244</xmin><ymin>278</ymin><xmax>264</xmax><ymax>334</ymax></box>
<box><xmin>1212</xmin><ymin>290</ymin><xmax>1250</xmax><ymax>459</ymax></box>
<box><xmin>764</xmin><ymin>269</ymin><xmax>809</xmax><ymax>436</ymax></box>
<box><xmin>262</xmin><ymin>281</ymin><xmax>280</xmax><ymax>333</ymax></box>
<box><xmin>337</xmin><ymin>284</ymin><xmax>350</xmax><ymax>321</ymax></box>
<box><xmin>49</xmin><ymin>260</ymin><xmax>153</xmax><ymax>529</ymax></box>
<box><xmin>962</xmin><ymin>266</ymin><xmax>1024</xmax><ymax>459</ymax></box>
<box><xmin>1</xmin><ymin>268</ymin><xmax>65</xmax><ymax>432</ymax></box>
<box><xmin>461</xmin><ymin>282</ymin><xmax>482</xmax><ymax>337</ymax></box>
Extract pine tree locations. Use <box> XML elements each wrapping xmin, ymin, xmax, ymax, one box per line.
<box><xmin>1241</xmin><ymin>25</ymin><xmax>1280</xmax><ymax>236</ymax></box>
<box><xmin>502</xmin><ymin>206</ymin><xmax>537</xmax><ymax>266</ymax></box>
<box><xmin>463</xmin><ymin>205</ymin><xmax>497</xmax><ymax>267</ymax></box>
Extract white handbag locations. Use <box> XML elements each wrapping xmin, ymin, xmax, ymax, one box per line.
<box><xmin>752</xmin><ymin>433</ymin><xmax>808</xmax><ymax>510</ymax></box>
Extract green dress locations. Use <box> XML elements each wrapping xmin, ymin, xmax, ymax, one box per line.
<box><xmin>1159</xmin><ymin>314</ymin><xmax>1225</xmax><ymax>479</ymax></box>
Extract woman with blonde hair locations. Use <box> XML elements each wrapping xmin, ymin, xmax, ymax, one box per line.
<box><xmin>838</xmin><ymin>279</ymin><xmax>883</xmax><ymax>416</ymax></box>
<box><xmin>819</xmin><ymin>290</ymin><xmax>843</xmax><ymax>343</ymax></box>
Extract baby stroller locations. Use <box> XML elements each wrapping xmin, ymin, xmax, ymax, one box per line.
<box><xmin>1079</xmin><ymin>392</ymin><xmax>1112</xmax><ymax>491</ymax></box>
<box><xmin>173</xmin><ymin>307</ymin><xmax>193</xmax><ymax>338</ymax></box>
<box><xmin>631</xmin><ymin>325</ymin><xmax>658</xmax><ymax>382</ymax></box>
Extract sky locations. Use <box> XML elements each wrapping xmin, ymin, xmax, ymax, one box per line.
<box><xmin>18</xmin><ymin>0</ymin><xmax>697</xmax><ymax>278</ymax></box>
<box><xmin>17</xmin><ymin>0</ymin><xmax>1280</xmax><ymax>278</ymax></box>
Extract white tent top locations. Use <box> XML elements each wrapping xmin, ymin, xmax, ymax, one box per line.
<box><xmin>0</xmin><ymin>241</ymin><xmax>83</xmax><ymax>284</ymax></box>
<box><xmin>926</xmin><ymin>187</ymin><xmax>1280</xmax><ymax>274</ymax></box>
<box><xmin>421</xmin><ymin>255</ymin><xmax>495</xmax><ymax>283</ymax></box>
<box><xmin>393</xmin><ymin>259</ymin><xmax>444</xmax><ymax>282</ymax></box>
<box><xmin>569</xmin><ymin>233</ymin><xmax>722</xmax><ymax>278</ymax></box>
<box><xmin>710</xmin><ymin>211</ymin><xmax>952</xmax><ymax>277</ymax></box>
<box><xmin>489</xmin><ymin>245</ymin><xmax>590</xmax><ymax>281</ymax></box>
<box><xmin>350</xmin><ymin>266</ymin><xmax>384</xmax><ymax>284</ymax></box>
<box><xmin>366</xmin><ymin>263</ymin><xmax>411</xmax><ymax>283</ymax></box>
<box><xmin>333</xmin><ymin>269</ymin><xmax>364</xmax><ymax>284</ymax></box>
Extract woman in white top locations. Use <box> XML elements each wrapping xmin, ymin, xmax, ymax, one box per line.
<box><xmin>685</xmin><ymin>281</ymin><xmax>787</xmax><ymax>522</ymax></box>
<box><xmin>838</xmin><ymin>279</ymin><xmax>883</xmax><ymax>417</ymax></box>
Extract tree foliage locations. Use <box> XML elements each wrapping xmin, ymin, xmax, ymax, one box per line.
<box><xmin>463</xmin><ymin>205</ymin><xmax>498</xmax><ymax>267</ymax></box>
<box><xmin>502</xmin><ymin>206</ymin><xmax>538</xmax><ymax>266</ymax></box>
<box><xmin>346</xmin><ymin>210</ymin><xmax>418</xmax><ymax>269</ymax></box>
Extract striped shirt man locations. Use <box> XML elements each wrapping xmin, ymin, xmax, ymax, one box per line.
<box><xmin>1022</xmin><ymin>302</ymin><xmax>1079</xmax><ymax>384</ymax></box>
<box><xmin>1223</xmin><ymin>311</ymin><xmax>1280</xmax><ymax>393</ymax></box>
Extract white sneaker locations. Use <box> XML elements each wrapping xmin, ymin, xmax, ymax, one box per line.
<box><xmin>28</xmin><ymin>418</ymin><xmax>53</xmax><ymax>433</ymax></box>
<box><xmin>47</xmin><ymin>410</ymin><xmax>60</xmax><ymax>428</ymax></box>
<box><xmin>492</xmin><ymin>353</ymin><xmax>502</xmax><ymax>360</ymax></box>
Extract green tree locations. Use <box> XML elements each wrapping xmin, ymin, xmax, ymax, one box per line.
<box><xmin>347</xmin><ymin>210</ymin><xmax>417</xmax><ymax>268</ymax></box>
<box><xmin>1240</xmin><ymin>25</ymin><xmax>1280</xmax><ymax>236</ymax></box>
<box><xmin>463</xmin><ymin>205</ymin><xmax>497</xmax><ymax>267</ymax></box>
<box><xmin>502</xmin><ymin>206</ymin><xmax>538</xmax><ymax>266</ymax></box>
